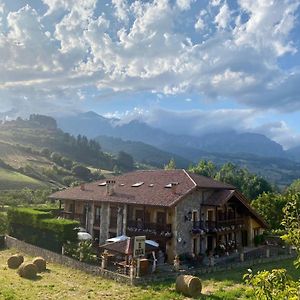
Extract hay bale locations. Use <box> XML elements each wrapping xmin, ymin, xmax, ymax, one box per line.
<box><xmin>18</xmin><ymin>262</ymin><xmax>38</xmax><ymax>279</ymax></box>
<box><xmin>32</xmin><ymin>257</ymin><xmax>46</xmax><ymax>272</ymax></box>
<box><xmin>175</xmin><ymin>275</ymin><xmax>202</xmax><ymax>298</ymax></box>
<box><xmin>7</xmin><ymin>254</ymin><xmax>24</xmax><ymax>269</ymax></box>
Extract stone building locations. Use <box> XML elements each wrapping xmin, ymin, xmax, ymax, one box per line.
<box><xmin>50</xmin><ymin>169</ymin><xmax>267</xmax><ymax>262</ymax></box>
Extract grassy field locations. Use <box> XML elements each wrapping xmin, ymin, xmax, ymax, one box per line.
<box><xmin>0</xmin><ymin>168</ymin><xmax>46</xmax><ymax>190</ymax></box>
<box><xmin>0</xmin><ymin>249</ymin><xmax>298</xmax><ymax>300</ymax></box>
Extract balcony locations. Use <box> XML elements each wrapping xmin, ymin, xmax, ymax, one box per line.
<box><xmin>192</xmin><ymin>218</ymin><xmax>245</xmax><ymax>234</ymax></box>
<box><xmin>126</xmin><ymin>220</ymin><xmax>172</xmax><ymax>238</ymax></box>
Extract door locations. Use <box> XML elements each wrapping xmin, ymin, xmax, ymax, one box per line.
<box><xmin>207</xmin><ymin>236</ymin><xmax>213</xmax><ymax>253</ymax></box>
<box><xmin>242</xmin><ymin>230</ymin><xmax>248</xmax><ymax>247</ymax></box>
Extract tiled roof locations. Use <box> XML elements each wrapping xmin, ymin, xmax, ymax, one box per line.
<box><xmin>204</xmin><ymin>189</ymin><xmax>268</xmax><ymax>228</ymax></box>
<box><xmin>49</xmin><ymin>169</ymin><xmax>235</xmax><ymax>207</ymax></box>
<box><xmin>203</xmin><ymin>189</ymin><xmax>236</xmax><ymax>206</ymax></box>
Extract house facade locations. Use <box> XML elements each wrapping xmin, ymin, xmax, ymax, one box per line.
<box><xmin>50</xmin><ymin>169</ymin><xmax>267</xmax><ymax>262</ymax></box>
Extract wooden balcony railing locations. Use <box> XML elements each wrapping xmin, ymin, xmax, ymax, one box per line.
<box><xmin>126</xmin><ymin>220</ymin><xmax>172</xmax><ymax>238</ymax></box>
<box><xmin>192</xmin><ymin>218</ymin><xmax>245</xmax><ymax>234</ymax></box>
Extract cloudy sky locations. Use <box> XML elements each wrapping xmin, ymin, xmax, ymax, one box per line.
<box><xmin>0</xmin><ymin>0</ymin><xmax>300</xmax><ymax>148</ymax></box>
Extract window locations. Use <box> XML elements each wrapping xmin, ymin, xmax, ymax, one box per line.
<box><xmin>157</xmin><ymin>212</ymin><xmax>166</xmax><ymax>225</ymax></box>
<box><xmin>109</xmin><ymin>206</ymin><xmax>118</xmax><ymax>229</ymax></box>
<box><xmin>192</xmin><ymin>211</ymin><xmax>198</xmax><ymax>222</ymax></box>
<box><xmin>192</xmin><ymin>238</ymin><xmax>197</xmax><ymax>255</ymax></box>
<box><xmin>207</xmin><ymin>210</ymin><xmax>214</xmax><ymax>221</ymax></box>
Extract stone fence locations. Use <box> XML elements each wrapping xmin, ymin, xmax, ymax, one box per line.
<box><xmin>4</xmin><ymin>235</ymin><xmax>296</xmax><ymax>286</ymax></box>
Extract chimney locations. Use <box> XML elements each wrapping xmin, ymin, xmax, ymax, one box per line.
<box><xmin>171</xmin><ymin>182</ymin><xmax>178</xmax><ymax>194</ymax></box>
<box><xmin>80</xmin><ymin>183</ymin><xmax>85</xmax><ymax>191</ymax></box>
<box><xmin>106</xmin><ymin>180</ymin><xmax>116</xmax><ymax>196</ymax></box>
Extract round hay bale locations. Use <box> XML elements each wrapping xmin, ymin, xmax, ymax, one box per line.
<box><xmin>18</xmin><ymin>262</ymin><xmax>38</xmax><ymax>279</ymax></box>
<box><xmin>7</xmin><ymin>254</ymin><xmax>24</xmax><ymax>269</ymax></box>
<box><xmin>32</xmin><ymin>257</ymin><xmax>46</xmax><ymax>272</ymax></box>
<box><xmin>175</xmin><ymin>275</ymin><xmax>202</xmax><ymax>298</ymax></box>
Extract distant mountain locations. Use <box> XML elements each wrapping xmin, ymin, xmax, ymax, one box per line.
<box><xmin>95</xmin><ymin>135</ymin><xmax>192</xmax><ymax>169</ymax></box>
<box><xmin>286</xmin><ymin>146</ymin><xmax>300</xmax><ymax>162</ymax></box>
<box><xmin>55</xmin><ymin>111</ymin><xmax>300</xmax><ymax>188</ymax></box>
<box><xmin>57</xmin><ymin>111</ymin><xmax>285</xmax><ymax>158</ymax></box>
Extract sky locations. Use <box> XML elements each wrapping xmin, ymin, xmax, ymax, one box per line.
<box><xmin>0</xmin><ymin>0</ymin><xmax>300</xmax><ymax>148</ymax></box>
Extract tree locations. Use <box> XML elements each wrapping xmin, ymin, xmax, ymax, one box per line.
<box><xmin>71</xmin><ymin>164</ymin><xmax>91</xmax><ymax>180</ymax></box>
<box><xmin>116</xmin><ymin>151</ymin><xmax>134</xmax><ymax>171</ymax></box>
<box><xmin>286</xmin><ymin>179</ymin><xmax>300</xmax><ymax>194</ymax></box>
<box><xmin>251</xmin><ymin>192</ymin><xmax>287</xmax><ymax>229</ymax></box>
<box><xmin>189</xmin><ymin>160</ymin><xmax>216</xmax><ymax>178</ymax></box>
<box><xmin>50</xmin><ymin>152</ymin><xmax>62</xmax><ymax>165</ymax></box>
<box><xmin>164</xmin><ymin>158</ymin><xmax>176</xmax><ymax>170</ymax></box>
<box><xmin>61</xmin><ymin>157</ymin><xmax>73</xmax><ymax>170</ymax></box>
<box><xmin>244</xmin><ymin>193</ymin><xmax>300</xmax><ymax>299</ymax></box>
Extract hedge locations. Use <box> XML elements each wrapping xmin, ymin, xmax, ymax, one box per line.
<box><xmin>8</xmin><ymin>208</ymin><xmax>79</xmax><ymax>252</ymax></box>
<box><xmin>39</xmin><ymin>218</ymin><xmax>78</xmax><ymax>242</ymax></box>
<box><xmin>7</xmin><ymin>208</ymin><xmax>51</xmax><ymax>227</ymax></box>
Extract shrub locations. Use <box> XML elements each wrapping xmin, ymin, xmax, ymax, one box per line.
<box><xmin>8</xmin><ymin>208</ymin><xmax>79</xmax><ymax>252</ymax></box>
<box><xmin>7</xmin><ymin>208</ymin><xmax>51</xmax><ymax>228</ymax></box>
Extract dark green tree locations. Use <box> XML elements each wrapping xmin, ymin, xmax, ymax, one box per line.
<box><xmin>164</xmin><ymin>158</ymin><xmax>176</xmax><ymax>170</ymax></box>
<box><xmin>189</xmin><ymin>160</ymin><xmax>216</xmax><ymax>177</ymax></box>
<box><xmin>72</xmin><ymin>164</ymin><xmax>91</xmax><ymax>180</ymax></box>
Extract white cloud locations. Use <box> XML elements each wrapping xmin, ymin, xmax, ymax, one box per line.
<box><xmin>253</xmin><ymin>121</ymin><xmax>300</xmax><ymax>149</ymax></box>
<box><xmin>0</xmin><ymin>0</ymin><xmax>299</xmax><ymax>117</ymax></box>
<box><xmin>195</xmin><ymin>17</ymin><xmax>205</xmax><ymax>31</ymax></box>
<box><xmin>176</xmin><ymin>0</ymin><xmax>194</xmax><ymax>11</ymax></box>
<box><xmin>214</xmin><ymin>3</ymin><xmax>230</xmax><ymax>29</ymax></box>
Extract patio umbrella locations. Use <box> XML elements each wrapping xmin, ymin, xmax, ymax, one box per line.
<box><xmin>78</xmin><ymin>232</ymin><xmax>92</xmax><ymax>240</ymax></box>
<box><xmin>146</xmin><ymin>240</ymin><xmax>159</xmax><ymax>248</ymax></box>
<box><xmin>106</xmin><ymin>235</ymin><xmax>129</xmax><ymax>243</ymax></box>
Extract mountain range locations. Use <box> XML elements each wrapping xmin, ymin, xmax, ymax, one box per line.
<box><xmin>56</xmin><ymin>111</ymin><xmax>300</xmax><ymax>188</ymax></box>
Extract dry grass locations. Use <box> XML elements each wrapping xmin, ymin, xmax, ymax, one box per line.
<box><xmin>0</xmin><ymin>249</ymin><xmax>297</xmax><ymax>300</ymax></box>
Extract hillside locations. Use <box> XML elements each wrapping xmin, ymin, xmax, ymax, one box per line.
<box><xmin>57</xmin><ymin>111</ymin><xmax>300</xmax><ymax>188</ymax></box>
<box><xmin>95</xmin><ymin>135</ymin><xmax>192</xmax><ymax>168</ymax></box>
<box><xmin>0</xmin><ymin>116</ymin><xmax>118</xmax><ymax>190</ymax></box>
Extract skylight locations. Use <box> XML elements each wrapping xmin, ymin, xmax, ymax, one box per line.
<box><xmin>149</xmin><ymin>184</ymin><xmax>154</xmax><ymax>187</ymax></box>
<box><xmin>165</xmin><ymin>182</ymin><xmax>179</xmax><ymax>188</ymax></box>
<box><xmin>131</xmin><ymin>182</ymin><xmax>144</xmax><ymax>187</ymax></box>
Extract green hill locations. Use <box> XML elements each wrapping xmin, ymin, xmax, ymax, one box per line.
<box><xmin>95</xmin><ymin>135</ymin><xmax>192</xmax><ymax>168</ymax></box>
<box><xmin>0</xmin><ymin>115</ymin><xmax>118</xmax><ymax>190</ymax></box>
<box><xmin>0</xmin><ymin>167</ymin><xmax>46</xmax><ymax>190</ymax></box>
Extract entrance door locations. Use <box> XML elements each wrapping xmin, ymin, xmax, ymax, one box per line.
<box><xmin>207</xmin><ymin>236</ymin><xmax>213</xmax><ymax>252</ymax></box>
<box><xmin>241</xmin><ymin>230</ymin><xmax>248</xmax><ymax>247</ymax></box>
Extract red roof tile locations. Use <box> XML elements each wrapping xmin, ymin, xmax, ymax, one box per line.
<box><xmin>50</xmin><ymin>169</ymin><xmax>235</xmax><ymax>207</ymax></box>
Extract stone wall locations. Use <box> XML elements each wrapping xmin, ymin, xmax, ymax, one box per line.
<box><xmin>5</xmin><ymin>235</ymin><xmax>132</xmax><ymax>285</ymax></box>
<box><xmin>174</xmin><ymin>189</ymin><xmax>214</xmax><ymax>256</ymax></box>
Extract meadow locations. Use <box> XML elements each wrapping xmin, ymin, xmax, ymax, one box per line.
<box><xmin>0</xmin><ymin>249</ymin><xmax>298</xmax><ymax>300</ymax></box>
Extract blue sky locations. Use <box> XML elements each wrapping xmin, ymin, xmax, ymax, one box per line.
<box><xmin>0</xmin><ymin>0</ymin><xmax>300</xmax><ymax>148</ymax></box>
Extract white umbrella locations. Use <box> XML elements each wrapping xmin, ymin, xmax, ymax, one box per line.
<box><xmin>75</xmin><ymin>226</ymin><xmax>87</xmax><ymax>232</ymax></box>
<box><xmin>106</xmin><ymin>235</ymin><xmax>129</xmax><ymax>243</ymax></box>
<box><xmin>146</xmin><ymin>240</ymin><xmax>159</xmax><ymax>248</ymax></box>
<box><xmin>78</xmin><ymin>232</ymin><xmax>92</xmax><ymax>240</ymax></box>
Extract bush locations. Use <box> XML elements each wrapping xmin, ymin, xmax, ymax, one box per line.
<box><xmin>7</xmin><ymin>208</ymin><xmax>51</xmax><ymax>228</ymax></box>
<box><xmin>8</xmin><ymin>208</ymin><xmax>79</xmax><ymax>252</ymax></box>
<box><xmin>39</xmin><ymin>218</ymin><xmax>79</xmax><ymax>243</ymax></box>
